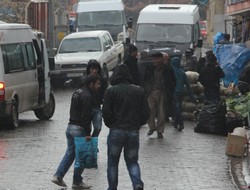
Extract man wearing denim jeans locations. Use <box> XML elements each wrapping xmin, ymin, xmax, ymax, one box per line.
<box><xmin>102</xmin><ymin>64</ymin><xmax>150</xmax><ymax>190</ymax></box>
<box><xmin>86</xmin><ymin>59</ymin><xmax>108</xmax><ymax>137</ymax></box>
<box><xmin>51</xmin><ymin>74</ymin><xmax>100</xmax><ymax>190</ymax></box>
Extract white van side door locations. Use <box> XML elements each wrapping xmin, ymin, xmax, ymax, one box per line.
<box><xmin>40</xmin><ymin>39</ymin><xmax>51</xmax><ymax>103</ymax></box>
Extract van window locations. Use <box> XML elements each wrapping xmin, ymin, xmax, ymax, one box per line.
<box><xmin>101</xmin><ymin>36</ymin><xmax>108</xmax><ymax>49</ymax></box>
<box><xmin>2</xmin><ymin>44</ymin><xmax>24</xmax><ymax>73</ymax></box>
<box><xmin>78</xmin><ymin>11</ymin><xmax>123</xmax><ymax>26</ymax></box>
<box><xmin>104</xmin><ymin>34</ymin><xmax>113</xmax><ymax>46</ymax></box>
<box><xmin>26</xmin><ymin>44</ymin><xmax>36</xmax><ymax>69</ymax></box>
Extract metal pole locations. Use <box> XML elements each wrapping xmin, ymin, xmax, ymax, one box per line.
<box><xmin>48</xmin><ymin>0</ymin><xmax>54</xmax><ymax>56</ymax></box>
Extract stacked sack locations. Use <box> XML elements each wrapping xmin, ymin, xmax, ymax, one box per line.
<box><xmin>182</xmin><ymin>71</ymin><xmax>204</xmax><ymax>121</ymax></box>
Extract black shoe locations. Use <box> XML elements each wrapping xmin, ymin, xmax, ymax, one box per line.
<box><xmin>177</xmin><ymin>125</ymin><xmax>184</xmax><ymax>131</ymax></box>
<box><xmin>147</xmin><ymin>129</ymin><xmax>155</xmax><ymax>136</ymax></box>
<box><xmin>157</xmin><ymin>132</ymin><xmax>163</xmax><ymax>138</ymax></box>
<box><xmin>134</xmin><ymin>185</ymin><xmax>143</xmax><ymax>190</ymax></box>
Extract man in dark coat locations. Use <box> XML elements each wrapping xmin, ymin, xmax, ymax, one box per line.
<box><xmin>124</xmin><ymin>44</ymin><xmax>140</xmax><ymax>85</ymax></box>
<box><xmin>102</xmin><ymin>64</ymin><xmax>149</xmax><ymax>190</ymax></box>
<box><xmin>198</xmin><ymin>52</ymin><xmax>225</xmax><ymax>103</ymax></box>
<box><xmin>140</xmin><ymin>52</ymin><xmax>176</xmax><ymax>138</ymax></box>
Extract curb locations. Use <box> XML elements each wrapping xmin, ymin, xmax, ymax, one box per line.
<box><xmin>229</xmin><ymin>141</ymin><xmax>250</xmax><ymax>190</ymax></box>
<box><xmin>243</xmin><ymin>157</ymin><xmax>250</xmax><ymax>188</ymax></box>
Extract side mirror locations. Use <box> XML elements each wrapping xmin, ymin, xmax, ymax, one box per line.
<box><xmin>52</xmin><ymin>48</ymin><xmax>58</xmax><ymax>56</ymax></box>
<box><xmin>49</xmin><ymin>57</ymin><xmax>55</xmax><ymax>70</ymax></box>
<box><xmin>197</xmin><ymin>39</ymin><xmax>203</xmax><ymax>48</ymax></box>
<box><xmin>105</xmin><ymin>45</ymin><xmax>111</xmax><ymax>51</ymax></box>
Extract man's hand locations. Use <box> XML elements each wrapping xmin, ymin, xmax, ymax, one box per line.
<box><xmin>85</xmin><ymin>136</ymin><xmax>92</xmax><ymax>141</ymax></box>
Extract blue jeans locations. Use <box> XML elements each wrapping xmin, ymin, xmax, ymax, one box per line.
<box><xmin>55</xmin><ymin>124</ymin><xmax>86</xmax><ymax>185</ymax></box>
<box><xmin>92</xmin><ymin>107</ymin><xmax>102</xmax><ymax>137</ymax></box>
<box><xmin>107</xmin><ymin>129</ymin><xmax>143</xmax><ymax>190</ymax></box>
<box><xmin>173</xmin><ymin>92</ymin><xmax>184</xmax><ymax>127</ymax></box>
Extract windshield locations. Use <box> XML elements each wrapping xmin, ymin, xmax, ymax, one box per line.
<box><xmin>77</xmin><ymin>11</ymin><xmax>123</xmax><ymax>26</ymax></box>
<box><xmin>59</xmin><ymin>37</ymin><xmax>101</xmax><ymax>53</ymax></box>
<box><xmin>136</xmin><ymin>24</ymin><xmax>192</xmax><ymax>43</ymax></box>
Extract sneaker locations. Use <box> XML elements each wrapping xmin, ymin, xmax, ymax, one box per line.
<box><xmin>157</xmin><ymin>132</ymin><xmax>163</xmax><ymax>138</ymax></box>
<box><xmin>51</xmin><ymin>175</ymin><xmax>67</xmax><ymax>187</ymax></box>
<box><xmin>134</xmin><ymin>184</ymin><xmax>144</xmax><ymax>190</ymax></box>
<box><xmin>178</xmin><ymin>125</ymin><xmax>184</xmax><ymax>131</ymax></box>
<box><xmin>72</xmin><ymin>182</ymin><xmax>92</xmax><ymax>189</ymax></box>
<box><xmin>147</xmin><ymin>129</ymin><xmax>155</xmax><ymax>136</ymax></box>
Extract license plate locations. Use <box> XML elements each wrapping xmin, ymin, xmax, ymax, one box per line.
<box><xmin>67</xmin><ymin>73</ymin><xmax>83</xmax><ymax>77</ymax></box>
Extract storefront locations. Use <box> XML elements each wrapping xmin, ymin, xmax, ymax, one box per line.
<box><xmin>226</xmin><ymin>0</ymin><xmax>250</xmax><ymax>43</ymax></box>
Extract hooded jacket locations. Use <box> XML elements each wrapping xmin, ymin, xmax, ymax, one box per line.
<box><xmin>86</xmin><ymin>60</ymin><xmax>108</xmax><ymax>107</ymax></box>
<box><xmin>171</xmin><ymin>57</ymin><xmax>193</xmax><ymax>98</ymax></box>
<box><xmin>102</xmin><ymin>64</ymin><xmax>150</xmax><ymax>130</ymax></box>
<box><xmin>124</xmin><ymin>54</ymin><xmax>140</xmax><ymax>85</ymax></box>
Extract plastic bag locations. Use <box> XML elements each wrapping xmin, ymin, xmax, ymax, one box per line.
<box><xmin>74</xmin><ymin>137</ymin><xmax>98</xmax><ymax>169</ymax></box>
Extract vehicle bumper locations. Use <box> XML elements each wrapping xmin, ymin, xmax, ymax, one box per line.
<box><xmin>50</xmin><ymin>70</ymin><xmax>87</xmax><ymax>81</ymax></box>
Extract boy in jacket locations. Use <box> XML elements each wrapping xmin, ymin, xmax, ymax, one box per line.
<box><xmin>171</xmin><ymin>57</ymin><xmax>197</xmax><ymax>131</ymax></box>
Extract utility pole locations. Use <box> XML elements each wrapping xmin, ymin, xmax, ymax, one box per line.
<box><xmin>48</xmin><ymin>0</ymin><xmax>54</xmax><ymax>56</ymax></box>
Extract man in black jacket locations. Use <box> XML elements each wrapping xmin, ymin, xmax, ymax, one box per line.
<box><xmin>86</xmin><ymin>59</ymin><xmax>108</xmax><ymax>137</ymax></box>
<box><xmin>124</xmin><ymin>44</ymin><xmax>140</xmax><ymax>85</ymax></box>
<box><xmin>198</xmin><ymin>52</ymin><xmax>225</xmax><ymax>103</ymax></box>
<box><xmin>102</xmin><ymin>64</ymin><xmax>149</xmax><ymax>190</ymax></box>
<box><xmin>51</xmin><ymin>74</ymin><xmax>100</xmax><ymax>190</ymax></box>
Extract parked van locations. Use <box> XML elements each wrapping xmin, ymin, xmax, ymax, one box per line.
<box><xmin>134</xmin><ymin>4</ymin><xmax>203</xmax><ymax>61</ymax></box>
<box><xmin>76</xmin><ymin>0</ymin><xmax>129</xmax><ymax>43</ymax></box>
<box><xmin>0</xmin><ymin>23</ymin><xmax>55</xmax><ymax>129</ymax></box>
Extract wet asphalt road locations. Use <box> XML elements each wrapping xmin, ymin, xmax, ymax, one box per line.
<box><xmin>0</xmin><ymin>87</ymin><xmax>240</xmax><ymax>190</ymax></box>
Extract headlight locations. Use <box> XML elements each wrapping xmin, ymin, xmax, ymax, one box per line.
<box><xmin>180</xmin><ymin>54</ymin><xmax>186</xmax><ymax>67</ymax></box>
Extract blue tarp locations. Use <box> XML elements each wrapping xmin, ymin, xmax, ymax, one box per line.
<box><xmin>214</xmin><ymin>43</ymin><xmax>250</xmax><ymax>87</ymax></box>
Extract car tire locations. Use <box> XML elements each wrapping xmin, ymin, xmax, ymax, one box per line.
<box><xmin>34</xmin><ymin>93</ymin><xmax>55</xmax><ymax>120</ymax></box>
<box><xmin>5</xmin><ymin>99</ymin><xmax>19</xmax><ymax>129</ymax></box>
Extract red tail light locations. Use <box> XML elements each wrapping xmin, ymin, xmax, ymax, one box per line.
<box><xmin>0</xmin><ymin>82</ymin><xmax>5</xmax><ymax>101</ymax></box>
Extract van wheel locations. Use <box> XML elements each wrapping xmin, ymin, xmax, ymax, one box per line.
<box><xmin>34</xmin><ymin>93</ymin><xmax>55</xmax><ymax>120</ymax></box>
<box><xmin>6</xmin><ymin>99</ymin><xmax>19</xmax><ymax>129</ymax></box>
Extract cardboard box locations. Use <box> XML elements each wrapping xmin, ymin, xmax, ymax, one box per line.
<box><xmin>226</xmin><ymin>133</ymin><xmax>247</xmax><ymax>157</ymax></box>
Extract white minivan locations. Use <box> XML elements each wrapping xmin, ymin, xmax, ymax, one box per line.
<box><xmin>76</xmin><ymin>0</ymin><xmax>129</xmax><ymax>43</ymax></box>
<box><xmin>0</xmin><ymin>23</ymin><xmax>55</xmax><ymax>129</ymax></box>
<box><xmin>134</xmin><ymin>4</ymin><xmax>203</xmax><ymax>60</ymax></box>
